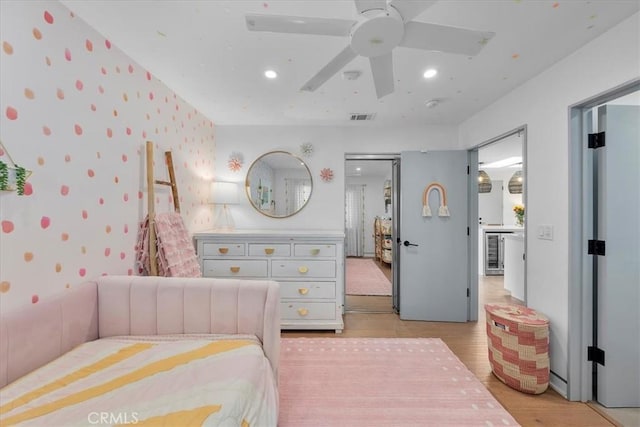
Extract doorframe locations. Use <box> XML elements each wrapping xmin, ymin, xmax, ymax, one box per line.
<box><xmin>468</xmin><ymin>125</ymin><xmax>528</xmax><ymax>322</ymax></box>
<box><xmin>567</xmin><ymin>78</ymin><xmax>640</xmax><ymax>401</ymax></box>
<box><xmin>344</xmin><ymin>153</ymin><xmax>401</xmax><ymax>313</ymax></box>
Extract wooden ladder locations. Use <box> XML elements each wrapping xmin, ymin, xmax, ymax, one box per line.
<box><xmin>145</xmin><ymin>141</ymin><xmax>180</xmax><ymax>276</ymax></box>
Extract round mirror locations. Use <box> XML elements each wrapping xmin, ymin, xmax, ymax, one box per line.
<box><xmin>245</xmin><ymin>151</ymin><xmax>313</xmax><ymax>218</ymax></box>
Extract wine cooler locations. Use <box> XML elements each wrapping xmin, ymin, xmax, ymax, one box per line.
<box><xmin>484</xmin><ymin>231</ymin><xmax>513</xmax><ymax>275</ymax></box>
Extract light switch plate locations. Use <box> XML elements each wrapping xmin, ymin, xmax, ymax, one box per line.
<box><xmin>538</xmin><ymin>224</ymin><xmax>554</xmax><ymax>240</ymax></box>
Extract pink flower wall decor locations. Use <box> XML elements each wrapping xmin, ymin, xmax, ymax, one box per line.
<box><xmin>228</xmin><ymin>152</ymin><xmax>244</xmax><ymax>172</ymax></box>
<box><xmin>320</xmin><ymin>168</ymin><xmax>334</xmax><ymax>182</ymax></box>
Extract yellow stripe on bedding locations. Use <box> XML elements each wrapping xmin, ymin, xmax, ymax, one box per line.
<box><xmin>0</xmin><ymin>343</ymin><xmax>153</xmax><ymax>415</ymax></box>
<box><xmin>117</xmin><ymin>405</ymin><xmax>222</xmax><ymax>426</ymax></box>
<box><xmin>2</xmin><ymin>340</ymin><xmax>253</xmax><ymax>426</ymax></box>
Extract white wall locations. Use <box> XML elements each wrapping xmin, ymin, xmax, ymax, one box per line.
<box><xmin>214</xmin><ymin>125</ymin><xmax>457</xmax><ymax>232</ymax></box>
<box><xmin>459</xmin><ymin>12</ymin><xmax>640</xmax><ymax>390</ymax></box>
<box><xmin>0</xmin><ymin>1</ymin><xmax>215</xmax><ymax>312</ymax></box>
<box><xmin>482</xmin><ymin>168</ymin><xmax>523</xmax><ymax>226</ymax></box>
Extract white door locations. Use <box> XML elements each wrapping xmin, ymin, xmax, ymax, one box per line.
<box><xmin>399</xmin><ymin>151</ymin><xmax>469</xmax><ymax>322</ymax></box>
<box><xmin>594</xmin><ymin>104</ymin><xmax>640</xmax><ymax>407</ymax></box>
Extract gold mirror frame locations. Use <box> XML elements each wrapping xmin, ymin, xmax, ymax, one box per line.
<box><xmin>245</xmin><ymin>151</ymin><xmax>313</xmax><ymax>218</ymax></box>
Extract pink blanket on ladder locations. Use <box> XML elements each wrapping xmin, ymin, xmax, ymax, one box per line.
<box><xmin>135</xmin><ymin>212</ymin><xmax>201</xmax><ymax>277</ymax></box>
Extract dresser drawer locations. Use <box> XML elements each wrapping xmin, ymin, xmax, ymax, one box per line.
<box><xmin>281</xmin><ymin>301</ymin><xmax>336</xmax><ymax>320</ymax></box>
<box><xmin>293</xmin><ymin>244</ymin><xmax>336</xmax><ymax>257</ymax></box>
<box><xmin>271</xmin><ymin>260</ymin><xmax>335</xmax><ymax>278</ymax></box>
<box><xmin>248</xmin><ymin>243</ymin><xmax>291</xmax><ymax>257</ymax></box>
<box><xmin>280</xmin><ymin>281</ymin><xmax>336</xmax><ymax>299</ymax></box>
<box><xmin>202</xmin><ymin>243</ymin><xmax>245</xmax><ymax>256</ymax></box>
<box><xmin>202</xmin><ymin>260</ymin><xmax>267</xmax><ymax>277</ymax></box>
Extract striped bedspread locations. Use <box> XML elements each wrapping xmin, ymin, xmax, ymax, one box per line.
<box><xmin>0</xmin><ymin>335</ymin><xmax>278</xmax><ymax>426</ymax></box>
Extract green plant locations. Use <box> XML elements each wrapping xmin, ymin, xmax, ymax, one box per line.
<box><xmin>15</xmin><ymin>165</ymin><xmax>26</xmax><ymax>195</ymax></box>
<box><xmin>513</xmin><ymin>204</ymin><xmax>525</xmax><ymax>225</ymax></box>
<box><xmin>0</xmin><ymin>160</ymin><xmax>7</xmax><ymax>190</ymax></box>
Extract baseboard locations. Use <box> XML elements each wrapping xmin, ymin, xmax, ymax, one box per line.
<box><xmin>549</xmin><ymin>372</ymin><xmax>568</xmax><ymax>398</ymax></box>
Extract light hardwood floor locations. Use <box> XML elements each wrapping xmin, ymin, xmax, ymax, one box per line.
<box><xmin>345</xmin><ymin>257</ymin><xmax>394</xmax><ymax>313</ymax></box>
<box><xmin>283</xmin><ymin>275</ymin><xmax>618</xmax><ymax>427</ymax></box>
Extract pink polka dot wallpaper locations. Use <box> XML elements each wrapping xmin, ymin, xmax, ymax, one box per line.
<box><xmin>0</xmin><ymin>1</ymin><xmax>216</xmax><ymax>311</ymax></box>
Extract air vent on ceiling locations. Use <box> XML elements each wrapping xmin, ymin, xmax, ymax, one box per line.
<box><xmin>350</xmin><ymin>113</ymin><xmax>376</xmax><ymax>121</ymax></box>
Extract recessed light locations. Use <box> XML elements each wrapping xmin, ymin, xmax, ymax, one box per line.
<box><xmin>423</xmin><ymin>68</ymin><xmax>438</xmax><ymax>79</ymax></box>
<box><xmin>264</xmin><ymin>70</ymin><xmax>277</xmax><ymax>79</ymax></box>
<box><xmin>356</xmin><ymin>167</ymin><xmax>361</xmax><ymax>171</ymax></box>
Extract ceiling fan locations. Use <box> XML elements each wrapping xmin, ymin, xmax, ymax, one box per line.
<box><xmin>245</xmin><ymin>0</ymin><xmax>495</xmax><ymax>99</ymax></box>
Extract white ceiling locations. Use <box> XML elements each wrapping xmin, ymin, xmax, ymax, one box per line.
<box><xmin>346</xmin><ymin>159</ymin><xmax>392</xmax><ymax>177</ymax></box>
<box><xmin>60</xmin><ymin>0</ymin><xmax>639</xmax><ymax>127</ymax></box>
<box><xmin>479</xmin><ymin>131</ymin><xmax>522</xmax><ymax>165</ymax></box>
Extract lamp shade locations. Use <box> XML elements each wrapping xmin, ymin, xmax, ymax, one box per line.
<box><xmin>478</xmin><ymin>170</ymin><xmax>492</xmax><ymax>193</ymax></box>
<box><xmin>210</xmin><ymin>181</ymin><xmax>238</xmax><ymax>205</ymax></box>
<box><xmin>508</xmin><ymin>170</ymin><xmax>523</xmax><ymax>194</ymax></box>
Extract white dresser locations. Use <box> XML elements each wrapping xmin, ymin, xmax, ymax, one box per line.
<box><xmin>193</xmin><ymin>230</ymin><xmax>345</xmax><ymax>333</ymax></box>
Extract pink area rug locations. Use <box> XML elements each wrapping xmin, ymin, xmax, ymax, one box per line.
<box><xmin>279</xmin><ymin>338</ymin><xmax>520</xmax><ymax>427</ymax></box>
<box><xmin>346</xmin><ymin>257</ymin><xmax>392</xmax><ymax>296</ymax></box>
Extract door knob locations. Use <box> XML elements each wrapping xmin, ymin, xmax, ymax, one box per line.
<box><xmin>403</xmin><ymin>240</ymin><xmax>419</xmax><ymax>247</ymax></box>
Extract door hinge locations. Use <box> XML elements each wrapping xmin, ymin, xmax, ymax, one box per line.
<box><xmin>588</xmin><ymin>240</ymin><xmax>606</xmax><ymax>256</ymax></box>
<box><xmin>466</xmin><ymin>288</ymin><xmax>470</xmax><ymax>297</ymax></box>
<box><xmin>587</xmin><ymin>346</ymin><xmax>605</xmax><ymax>366</ymax></box>
<box><xmin>467</xmin><ymin>227</ymin><xmax>470</xmax><ymax>236</ymax></box>
<box><xmin>588</xmin><ymin>132</ymin><xmax>606</xmax><ymax>149</ymax></box>
<box><xmin>467</xmin><ymin>165</ymin><xmax>470</xmax><ymax>175</ymax></box>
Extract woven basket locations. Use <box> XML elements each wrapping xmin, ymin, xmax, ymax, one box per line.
<box><xmin>485</xmin><ymin>303</ymin><xmax>550</xmax><ymax>394</ymax></box>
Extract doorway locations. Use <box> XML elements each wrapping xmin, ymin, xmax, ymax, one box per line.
<box><xmin>568</xmin><ymin>81</ymin><xmax>639</xmax><ymax>421</ymax></box>
<box><xmin>344</xmin><ymin>156</ymin><xmax>397</xmax><ymax>313</ymax></box>
<box><xmin>472</xmin><ymin>127</ymin><xmax>527</xmax><ymax>319</ymax></box>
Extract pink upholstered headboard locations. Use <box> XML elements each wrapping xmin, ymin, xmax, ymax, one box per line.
<box><xmin>0</xmin><ymin>282</ymin><xmax>99</xmax><ymax>388</ymax></box>
<box><xmin>0</xmin><ymin>276</ymin><xmax>281</xmax><ymax>388</ymax></box>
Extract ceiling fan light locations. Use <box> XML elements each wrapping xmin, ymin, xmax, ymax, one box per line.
<box><xmin>423</xmin><ymin>68</ymin><xmax>438</xmax><ymax>79</ymax></box>
<box><xmin>264</xmin><ymin>70</ymin><xmax>278</xmax><ymax>79</ymax></box>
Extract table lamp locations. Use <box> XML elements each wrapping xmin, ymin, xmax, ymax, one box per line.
<box><xmin>211</xmin><ymin>181</ymin><xmax>239</xmax><ymax>231</ymax></box>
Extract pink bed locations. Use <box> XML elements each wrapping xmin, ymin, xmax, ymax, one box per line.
<box><xmin>0</xmin><ymin>276</ymin><xmax>280</xmax><ymax>426</ymax></box>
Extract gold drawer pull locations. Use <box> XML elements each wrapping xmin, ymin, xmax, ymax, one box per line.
<box><xmin>218</xmin><ymin>247</ymin><xmax>229</xmax><ymax>254</ymax></box>
<box><xmin>230</xmin><ymin>266</ymin><xmax>240</xmax><ymax>273</ymax></box>
<box><xmin>264</xmin><ymin>248</ymin><xmax>275</xmax><ymax>255</ymax></box>
<box><xmin>298</xmin><ymin>266</ymin><xmax>309</xmax><ymax>274</ymax></box>
<box><xmin>298</xmin><ymin>288</ymin><xmax>309</xmax><ymax>295</ymax></box>
<box><xmin>297</xmin><ymin>308</ymin><xmax>309</xmax><ymax>316</ymax></box>
<box><xmin>310</xmin><ymin>248</ymin><xmax>320</xmax><ymax>256</ymax></box>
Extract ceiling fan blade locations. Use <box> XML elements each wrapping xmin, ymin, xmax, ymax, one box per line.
<box><xmin>301</xmin><ymin>45</ymin><xmax>358</xmax><ymax>92</ymax></box>
<box><xmin>354</xmin><ymin>0</ymin><xmax>387</xmax><ymax>14</ymax></box>
<box><xmin>400</xmin><ymin>21</ymin><xmax>495</xmax><ymax>56</ymax></box>
<box><xmin>388</xmin><ymin>0</ymin><xmax>437</xmax><ymax>22</ymax></box>
<box><xmin>246</xmin><ymin>14</ymin><xmax>356</xmax><ymax>37</ymax></box>
<box><xmin>369</xmin><ymin>53</ymin><xmax>394</xmax><ymax>99</ymax></box>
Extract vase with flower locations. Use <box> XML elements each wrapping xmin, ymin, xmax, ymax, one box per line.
<box><xmin>513</xmin><ymin>204</ymin><xmax>525</xmax><ymax>226</ymax></box>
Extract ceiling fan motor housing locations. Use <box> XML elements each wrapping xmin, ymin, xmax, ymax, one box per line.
<box><xmin>350</xmin><ymin>7</ymin><xmax>404</xmax><ymax>57</ymax></box>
